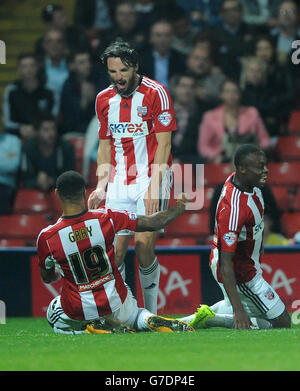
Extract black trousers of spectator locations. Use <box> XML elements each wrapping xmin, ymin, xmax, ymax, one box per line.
<box><xmin>0</xmin><ymin>183</ymin><xmax>16</xmax><ymax>215</ymax></box>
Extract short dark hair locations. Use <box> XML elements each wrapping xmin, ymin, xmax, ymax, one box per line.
<box><xmin>34</xmin><ymin>112</ymin><xmax>56</xmax><ymax>131</ymax></box>
<box><xmin>100</xmin><ymin>40</ymin><xmax>139</xmax><ymax>69</ymax></box>
<box><xmin>67</xmin><ymin>48</ymin><xmax>92</xmax><ymax>64</ymax></box>
<box><xmin>56</xmin><ymin>170</ymin><xmax>86</xmax><ymax>202</ymax></box>
<box><xmin>234</xmin><ymin>144</ymin><xmax>262</xmax><ymax>167</ymax></box>
<box><xmin>17</xmin><ymin>52</ymin><xmax>37</xmax><ymax>64</ymax></box>
<box><xmin>220</xmin><ymin>77</ymin><xmax>240</xmax><ymax>92</ymax></box>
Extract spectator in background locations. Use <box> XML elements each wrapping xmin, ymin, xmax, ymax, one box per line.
<box><xmin>3</xmin><ymin>53</ymin><xmax>54</xmax><ymax>139</ymax></box>
<box><xmin>270</xmin><ymin>1</ymin><xmax>300</xmax><ymax>66</ymax></box>
<box><xmin>98</xmin><ymin>0</ymin><xmax>148</xmax><ymax>55</ymax></box>
<box><xmin>74</xmin><ymin>0</ymin><xmax>114</xmax><ymax>36</ymax></box>
<box><xmin>169</xmin><ymin>72</ymin><xmax>206</xmax><ymax>164</ymax></box>
<box><xmin>134</xmin><ymin>0</ymin><xmax>176</xmax><ymax>35</ymax></box>
<box><xmin>198</xmin><ymin>78</ymin><xmax>270</xmax><ymax>163</ymax></box>
<box><xmin>170</xmin><ymin>7</ymin><xmax>198</xmax><ymax>56</ymax></box>
<box><xmin>240</xmin><ymin>0</ymin><xmax>282</xmax><ymax>30</ymax></box>
<box><xmin>82</xmin><ymin>115</ymin><xmax>99</xmax><ymax>183</ymax></box>
<box><xmin>176</xmin><ymin>0</ymin><xmax>223</xmax><ymax>31</ymax></box>
<box><xmin>35</xmin><ymin>4</ymin><xmax>90</xmax><ymax>62</ymax></box>
<box><xmin>59</xmin><ymin>49</ymin><xmax>108</xmax><ymax>135</ymax></box>
<box><xmin>20</xmin><ymin>113</ymin><xmax>75</xmax><ymax>192</ymax></box>
<box><xmin>134</xmin><ymin>0</ymin><xmax>157</xmax><ymax>33</ymax></box>
<box><xmin>253</xmin><ymin>34</ymin><xmax>296</xmax><ymax>131</ymax></box>
<box><xmin>212</xmin><ymin>0</ymin><xmax>256</xmax><ymax>79</ymax></box>
<box><xmin>139</xmin><ymin>19</ymin><xmax>186</xmax><ymax>88</ymax></box>
<box><xmin>192</xmin><ymin>30</ymin><xmax>222</xmax><ymax>67</ymax></box>
<box><xmin>263</xmin><ymin>213</ymin><xmax>290</xmax><ymax>246</ymax></box>
<box><xmin>74</xmin><ymin>0</ymin><xmax>116</xmax><ymax>58</ymax></box>
<box><xmin>40</xmin><ymin>28</ymin><xmax>70</xmax><ymax>115</ymax></box>
<box><xmin>0</xmin><ymin>113</ymin><xmax>21</xmax><ymax>215</ymax></box>
<box><xmin>240</xmin><ymin>56</ymin><xmax>291</xmax><ymax>137</ymax></box>
<box><xmin>186</xmin><ymin>45</ymin><xmax>226</xmax><ymax>108</ymax></box>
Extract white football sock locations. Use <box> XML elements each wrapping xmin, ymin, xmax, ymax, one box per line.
<box><xmin>135</xmin><ymin>308</ymin><xmax>153</xmax><ymax>331</ymax></box>
<box><xmin>208</xmin><ymin>300</ymin><xmax>273</xmax><ymax>329</ymax></box>
<box><xmin>206</xmin><ymin>313</ymin><xmax>235</xmax><ymax>328</ymax></box>
<box><xmin>139</xmin><ymin>257</ymin><xmax>160</xmax><ymax>314</ymax></box>
<box><xmin>205</xmin><ymin>314</ymin><xmax>272</xmax><ymax>329</ymax></box>
<box><xmin>180</xmin><ymin>314</ymin><xmax>196</xmax><ymax>323</ymax></box>
<box><xmin>180</xmin><ymin>303</ymin><xmax>273</xmax><ymax>329</ymax></box>
<box><xmin>210</xmin><ymin>300</ymin><xmax>233</xmax><ymax>314</ymax></box>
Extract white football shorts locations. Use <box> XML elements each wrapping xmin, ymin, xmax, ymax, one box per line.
<box><xmin>105</xmin><ymin>169</ymin><xmax>173</xmax><ymax>235</ymax></box>
<box><xmin>46</xmin><ymin>286</ymin><xmax>147</xmax><ymax>334</ymax></box>
<box><xmin>215</xmin><ymin>272</ymin><xmax>285</xmax><ymax>320</ymax></box>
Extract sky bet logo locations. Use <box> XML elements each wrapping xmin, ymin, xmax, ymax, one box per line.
<box><xmin>109</xmin><ymin>122</ymin><xmax>149</xmax><ymax>138</ymax></box>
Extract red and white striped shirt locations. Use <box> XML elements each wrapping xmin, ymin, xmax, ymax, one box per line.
<box><xmin>37</xmin><ymin>208</ymin><xmax>138</xmax><ymax>320</ymax></box>
<box><xmin>95</xmin><ymin>76</ymin><xmax>177</xmax><ymax>185</ymax></box>
<box><xmin>210</xmin><ymin>173</ymin><xmax>265</xmax><ymax>284</ymax></box>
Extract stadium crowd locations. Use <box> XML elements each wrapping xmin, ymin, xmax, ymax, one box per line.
<box><xmin>1</xmin><ymin>0</ymin><xmax>300</xmax><ymax>246</ymax></box>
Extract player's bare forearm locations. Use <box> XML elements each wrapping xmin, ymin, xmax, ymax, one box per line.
<box><xmin>88</xmin><ymin>140</ymin><xmax>111</xmax><ymax>208</ymax></box>
<box><xmin>150</xmin><ymin>132</ymin><xmax>172</xmax><ymax>188</ymax></box>
<box><xmin>136</xmin><ymin>199</ymin><xmax>186</xmax><ymax>232</ymax></box>
<box><xmin>144</xmin><ymin>132</ymin><xmax>171</xmax><ymax>215</ymax></box>
<box><xmin>96</xmin><ymin>140</ymin><xmax>111</xmax><ymax>190</ymax></box>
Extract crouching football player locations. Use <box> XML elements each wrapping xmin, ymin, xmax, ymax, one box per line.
<box><xmin>37</xmin><ymin>170</ymin><xmax>194</xmax><ymax>334</ymax></box>
<box><xmin>181</xmin><ymin>145</ymin><xmax>291</xmax><ymax>330</ymax></box>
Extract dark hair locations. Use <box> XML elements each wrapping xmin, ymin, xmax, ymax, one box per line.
<box><xmin>234</xmin><ymin>144</ymin><xmax>262</xmax><ymax>167</ymax></box>
<box><xmin>169</xmin><ymin>72</ymin><xmax>197</xmax><ymax>96</ymax></box>
<box><xmin>174</xmin><ymin>71</ymin><xmax>197</xmax><ymax>83</ymax></box>
<box><xmin>56</xmin><ymin>170</ymin><xmax>86</xmax><ymax>202</ymax></box>
<box><xmin>67</xmin><ymin>48</ymin><xmax>92</xmax><ymax>64</ymax></box>
<box><xmin>169</xmin><ymin>6</ymin><xmax>189</xmax><ymax>23</ymax></box>
<box><xmin>34</xmin><ymin>112</ymin><xmax>57</xmax><ymax>131</ymax></box>
<box><xmin>17</xmin><ymin>52</ymin><xmax>37</xmax><ymax>64</ymax></box>
<box><xmin>253</xmin><ymin>34</ymin><xmax>277</xmax><ymax>62</ymax></box>
<box><xmin>41</xmin><ymin>4</ymin><xmax>63</xmax><ymax>22</ymax></box>
<box><xmin>220</xmin><ymin>77</ymin><xmax>240</xmax><ymax>92</ymax></box>
<box><xmin>100</xmin><ymin>40</ymin><xmax>139</xmax><ymax>69</ymax></box>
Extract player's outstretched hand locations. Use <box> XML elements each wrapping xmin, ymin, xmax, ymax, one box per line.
<box><xmin>175</xmin><ymin>193</ymin><xmax>189</xmax><ymax>208</ymax></box>
<box><xmin>88</xmin><ymin>188</ymin><xmax>105</xmax><ymax>209</ymax></box>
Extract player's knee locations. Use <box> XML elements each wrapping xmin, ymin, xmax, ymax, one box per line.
<box><xmin>135</xmin><ymin>238</ymin><xmax>155</xmax><ymax>261</ymax></box>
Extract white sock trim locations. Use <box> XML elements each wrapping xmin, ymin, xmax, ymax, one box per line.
<box><xmin>139</xmin><ymin>257</ymin><xmax>159</xmax><ymax>275</ymax></box>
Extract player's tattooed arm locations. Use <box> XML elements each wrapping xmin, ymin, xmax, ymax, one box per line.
<box><xmin>135</xmin><ymin>195</ymin><xmax>188</xmax><ymax>232</ymax></box>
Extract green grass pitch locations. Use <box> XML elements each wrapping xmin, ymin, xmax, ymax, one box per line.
<box><xmin>1</xmin><ymin>317</ymin><xmax>300</xmax><ymax>371</ymax></box>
